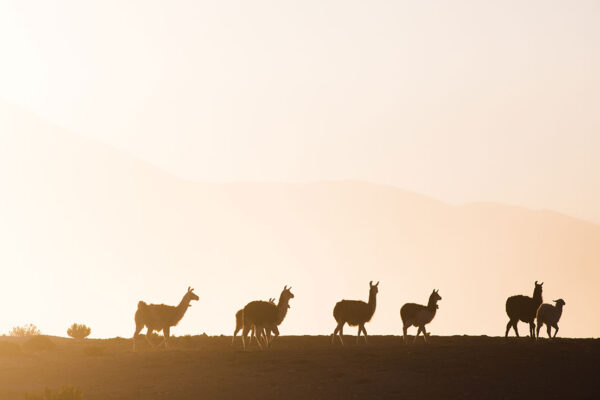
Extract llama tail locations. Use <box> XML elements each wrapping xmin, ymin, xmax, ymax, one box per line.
<box><xmin>137</xmin><ymin>301</ymin><xmax>148</xmax><ymax>310</ymax></box>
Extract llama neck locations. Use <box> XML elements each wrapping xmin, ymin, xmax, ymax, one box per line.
<box><xmin>555</xmin><ymin>304</ymin><xmax>564</xmax><ymax>319</ymax></box>
<box><xmin>174</xmin><ymin>295</ymin><xmax>191</xmax><ymax>324</ymax></box>
<box><xmin>427</xmin><ymin>296</ymin><xmax>438</xmax><ymax>312</ymax></box>
<box><xmin>533</xmin><ymin>290</ymin><xmax>543</xmax><ymax>307</ymax></box>
<box><xmin>368</xmin><ymin>291</ymin><xmax>377</xmax><ymax>316</ymax></box>
<box><xmin>276</xmin><ymin>297</ymin><xmax>290</xmax><ymax>324</ymax></box>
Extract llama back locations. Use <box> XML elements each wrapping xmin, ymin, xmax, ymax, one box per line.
<box><xmin>400</xmin><ymin>303</ymin><xmax>423</xmax><ymax>323</ymax></box>
<box><xmin>333</xmin><ymin>300</ymin><xmax>371</xmax><ymax>326</ymax></box>
<box><xmin>506</xmin><ymin>295</ymin><xmax>540</xmax><ymax>321</ymax></box>
<box><xmin>136</xmin><ymin>302</ymin><xmax>180</xmax><ymax>328</ymax></box>
<box><xmin>243</xmin><ymin>301</ymin><xmax>278</xmax><ymax>327</ymax></box>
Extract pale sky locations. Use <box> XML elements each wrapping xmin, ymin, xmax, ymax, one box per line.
<box><xmin>1</xmin><ymin>1</ymin><xmax>600</xmax><ymax>339</ymax></box>
<box><xmin>2</xmin><ymin>0</ymin><xmax>599</xmax><ymax>222</ymax></box>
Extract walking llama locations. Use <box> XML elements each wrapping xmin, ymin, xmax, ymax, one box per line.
<box><xmin>133</xmin><ymin>286</ymin><xmax>199</xmax><ymax>351</ymax></box>
<box><xmin>400</xmin><ymin>289</ymin><xmax>442</xmax><ymax>343</ymax></box>
<box><xmin>232</xmin><ymin>298</ymin><xmax>287</xmax><ymax>345</ymax></box>
<box><xmin>241</xmin><ymin>286</ymin><xmax>294</xmax><ymax>351</ymax></box>
<box><xmin>331</xmin><ymin>281</ymin><xmax>379</xmax><ymax>345</ymax></box>
<box><xmin>505</xmin><ymin>281</ymin><xmax>543</xmax><ymax>338</ymax></box>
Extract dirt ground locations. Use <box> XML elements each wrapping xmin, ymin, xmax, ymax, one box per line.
<box><xmin>0</xmin><ymin>335</ymin><xmax>598</xmax><ymax>399</ymax></box>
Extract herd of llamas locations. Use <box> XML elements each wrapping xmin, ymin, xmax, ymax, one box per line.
<box><xmin>132</xmin><ymin>281</ymin><xmax>566</xmax><ymax>351</ymax></box>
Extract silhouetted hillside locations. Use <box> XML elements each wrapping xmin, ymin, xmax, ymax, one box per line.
<box><xmin>1</xmin><ymin>102</ymin><xmax>599</xmax><ymax>338</ymax></box>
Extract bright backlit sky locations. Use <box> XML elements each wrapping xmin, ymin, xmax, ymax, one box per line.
<box><xmin>2</xmin><ymin>0</ymin><xmax>599</xmax><ymax>222</ymax></box>
<box><xmin>1</xmin><ymin>1</ymin><xmax>600</xmax><ymax>339</ymax></box>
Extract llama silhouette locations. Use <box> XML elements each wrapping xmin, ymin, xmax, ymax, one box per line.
<box><xmin>505</xmin><ymin>281</ymin><xmax>543</xmax><ymax>338</ymax></box>
<box><xmin>331</xmin><ymin>281</ymin><xmax>379</xmax><ymax>345</ymax></box>
<box><xmin>400</xmin><ymin>289</ymin><xmax>442</xmax><ymax>343</ymax></box>
<box><xmin>241</xmin><ymin>286</ymin><xmax>294</xmax><ymax>351</ymax></box>
<box><xmin>133</xmin><ymin>286</ymin><xmax>199</xmax><ymax>350</ymax></box>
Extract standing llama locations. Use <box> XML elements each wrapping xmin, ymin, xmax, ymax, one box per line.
<box><xmin>505</xmin><ymin>281</ymin><xmax>543</xmax><ymax>338</ymax></box>
<box><xmin>232</xmin><ymin>298</ymin><xmax>287</xmax><ymax>345</ymax></box>
<box><xmin>133</xmin><ymin>286</ymin><xmax>199</xmax><ymax>351</ymax></box>
<box><xmin>400</xmin><ymin>289</ymin><xmax>442</xmax><ymax>343</ymax></box>
<box><xmin>536</xmin><ymin>299</ymin><xmax>566</xmax><ymax>339</ymax></box>
<box><xmin>241</xmin><ymin>286</ymin><xmax>294</xmax><ymax>351</ymax></box>
<box><xmin>331</xmin><ymin>281</ymin><xmax>379</xmax><ymax>345</ymax></box>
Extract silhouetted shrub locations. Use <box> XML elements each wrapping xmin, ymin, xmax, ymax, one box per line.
<box><xmin>0</xmin><ymin>341</ymin><xmax>22</xmax><ymax>356</ymax></box>
<box><xmin>22</xmin><ymin>335</ymin><xmax>56</xmax><ymax>352</ymax></box>
<box><xmin>67</xmin><ymin>323</ymin><xmax>91</xmax><ymax>340</ymax></box>
<box><xmin>24</xmin><ymin>386</ymin><xmax>83</xmax><ymax>400</ymax></box>
<box><xmin>83</xmin><ymin>345</ymin><xmax>106</xmax><ymax>356</ymax></box>
<box><xmin>9</xmin><ymin>323</ymin><xmax>40</xmax><ymax>337</ymax></box>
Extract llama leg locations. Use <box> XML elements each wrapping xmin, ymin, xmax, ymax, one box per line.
<box><xmin>133</xmin><ymin>325</ymin><xmax>143</xmax><ymax>351</ymax></box>
<box><xmin>256</xmin><ymin>328</ymin><xmax>266</xmax><ymax>349</ymax></box>
<box><xmin>250</xmin><ymin>326</ymin><xmax>256</xmax><ymax>345</ymax></box>
<box><xmin>529</xmin><ymin>322</ymin><xmax>536</xmax><ymax>338</ymax></box>
<box><xmin>255</xmin><ymin>328</ymin><xmax>264</xmax><ymax>350</ymax></box>
<box><xmin>536</xmin><ymin>322</ymin><xmax>542</xmax><ymax>339</ymax></box>
<box><xmin>422</xmin><ymin>326</ymin><xmax>429</xmax><ymax>344</ymax></box>
<box><xmin>156</xmin><ymin>329</ymin><xmax>166</xmax><ymax>348</ymax></box>
<box><xmin>361</xmin><ymin>325</ymin><xmax>368</xmax><ymax>344</ymax></box>
<box><xmin>242</xmin><ymin>326</ymin><xmax>251</xmax><ymax>352</ymax></box>
<box><xmin>505</xmin><ymin>320</ymin><xmax>512</xmax><ymax>337</ymax></box>
<box><xmin>338</xmin><ymin>323</ymin><xmax>345</xmax><ymax>345</ymax></box>
<box><xmin>145</xmin><ymin>328</ymin><xmax>155</xmax><ymax>348</ymax></box>
<box><xmin>163</xmin><ymin>327</ymin><xmax>170</xmax><ymax>349</ymax></box>
<box><xmin>232</xmin><ymin>326</ymin><xmax>241</xmax><ymax>346</ymax></box>
<box><xmin>512</xmin><ymin>322</ymin><xmax>520</xmax><ymax>337</ymax></box>
<box><xmin>552</xmin><ymin>324</ymin><xmax>558</xmax><ymax>338</ymax></box>
<box><xmin>356</xmin><ymin>325</ymin><xmax>361</xmax><ymax>344</ymax></box>
<box><xmin>331</xmin><ymin>324</ymin><xmax>340</xmax><ymax>344</ymax></box>
<box><xmin>413</xmin><ymin>327</ymin><xmax>422</xmax><ymax>344</ymax></box>
<box><xmin>403</xmin><ymin>326</ymin><xmax>409</xmax><ymax>343</ymax></box>
<box><xmin>268</xmin><ymin>326</ymin><xmax>279</xmax><ymax>349</ymax></box>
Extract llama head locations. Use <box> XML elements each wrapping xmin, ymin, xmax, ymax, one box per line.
<box><xmin>369</xmin><ymin>281</ymin><xmax>379</xmax><ymax>296</ymax></box>
<box><xmin>281</xmin><ymin>285</ymin><xmax>295</xmax><ymax>302</ymax></box>
<box><xmin>553</xmin><ymin>299</ymin><xmax>566</xmax><ymax>307</ymax></box>
<box><xmin>186</xmin><ymin>286</ymin><xmax>199</xmax><ymax>304</ymax></box>
<box><xmin>430</xmin><ymin>289</ymin><xmax>442</xmax><ymax>302</ymax></box>
<box><xmin>534</xmin><ymin>281</ymin><xmax>544</xmax><ymax>298</ymax></box>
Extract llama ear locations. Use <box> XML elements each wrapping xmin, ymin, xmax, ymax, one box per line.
<box><xmin>187</xmin><ymin>286</ymin><xmax>191</xmax><ymax>292</ymax></box>
<box><xmin>370</xmin><ymin>281</ymin><xmax>373</xmax><ymax>287</ymax></box>
<box><xmin>375</xmin><ymin>281</ymin><xmax>379</xmax><ymax>287</ymax></box>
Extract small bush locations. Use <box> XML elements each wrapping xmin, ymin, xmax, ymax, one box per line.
<box><xmin>0</xmin><ymin>341</ymin><xmax>22</xmax><ymax>356</ymax></box>
<box><xmin>67</xmin><ymin>323</ymin><xmax>91</xmax><ymax>340</ymax></box>
<box><xmin>25</xmin><ymin>386</ymin><xmax>83</xmax><ymax>400</ymax></box>
<box><xmin>9</xmin><ymin>323</ymin><xmax>40</xmax><ymax>337</ymax></box>
<box><xmin>82</xmin><ymin>345</ymin><xmax>106</xmax><ymax>356</ymax></box>
<box><xmin>22</xmin><ymin>335</ymin><xmax>56</xmax><ymax>352</ymax></box>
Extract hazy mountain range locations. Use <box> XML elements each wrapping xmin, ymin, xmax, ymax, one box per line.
<box><xmin>1</xmin><ymin>102</ymin><xmax>598</xmax><ymax>338</ymax></box>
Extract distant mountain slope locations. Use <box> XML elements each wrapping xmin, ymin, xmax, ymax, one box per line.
<box><xmin>1</xmin><ymin>102</ymin><xmax>598</xmax><ymax>338</ymax></box>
